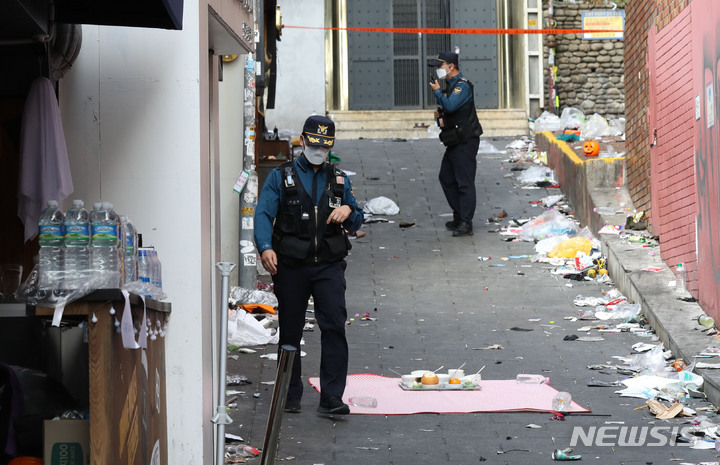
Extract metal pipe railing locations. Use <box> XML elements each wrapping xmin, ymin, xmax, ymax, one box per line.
<box><xmin>212</xmin><ymin>262</ymin><xmax>237</xmax><ymax>465</ymax></box>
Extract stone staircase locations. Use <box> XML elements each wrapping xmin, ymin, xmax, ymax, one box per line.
<box><xmin>330</xmin><ymin>109</ymin><xmax>529</xmax><ymax>140</ymax></box>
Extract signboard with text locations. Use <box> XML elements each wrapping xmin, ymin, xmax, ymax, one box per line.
<box><xmin>582</xmin><ymin>10</ymin><xmax>625</xmax><ymax>40</ymax></box>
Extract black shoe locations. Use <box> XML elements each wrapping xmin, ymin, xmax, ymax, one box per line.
<box><xmin>452</xmin><ymin>222</ymin><xmax>473</xmax><ymax>237</ymax></box>
<box><xmin>284</xmin><ymin>397</ymin><xmax>301</xmax><ymax>413</ymax></box>
<box><xmin>317</xmin><ymin>395</ymin><xmax>350</xmax><ymax>415</ymax></box>
<box><xmin>445</xmin><ymin>220</ymin><xmax>460</xmax><ymax>231</ymax></box>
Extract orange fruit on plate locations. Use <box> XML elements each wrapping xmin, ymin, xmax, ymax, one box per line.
<box><xmin>421</xmin><ymin>372</ymin><xmax>439</xmax><ymax>385</ymax></box>
<box><xmin>448</xmin><ymin>378</ymin><xmax>461</xmax><ymax>384</ymax></box>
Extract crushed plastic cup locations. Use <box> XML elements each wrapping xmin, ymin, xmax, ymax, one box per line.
<box><xmin>551</xmin><ymin>391</ymin><xmax>572</xmax><ymax>412</ymax></box>
<box><xmin>552</xmin><ymin>448</ymin><xmax>581</xmax><ymax>461</ymax></box>
<box><xmin>348</xmin><ymin>396</ymin><xmax>378</xmax><ymax>408</ymax></box>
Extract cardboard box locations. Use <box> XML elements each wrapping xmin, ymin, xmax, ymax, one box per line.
<box><xmin>44</xmin><ymin>419</ymin><xmax>90</xmax><ymax>465</ymax></box>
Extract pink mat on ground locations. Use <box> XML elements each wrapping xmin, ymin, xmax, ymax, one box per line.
<box><xmin>308</xmin><ymin>374</ymin><xmax>591</xmax><ymax>415</ymax></box>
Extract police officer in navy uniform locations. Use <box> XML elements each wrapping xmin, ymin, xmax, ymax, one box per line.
<box><xmin>429</xmin><ymin>51</ymin><xmax>484</xmax><ymax>237</ymax></box>
<box><xmin>255</xmin><ymin>115</ymin><xmax>364</xmax><ymax>415</ymax></box>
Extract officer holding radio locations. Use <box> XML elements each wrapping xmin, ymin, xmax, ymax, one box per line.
<box><xmin>255</xmin><ymin>115</ymin><xmax>364</xmax><ymax>415</ymax></box>
<box><xmin>429</xmin><ymin>51</ymin><xmax>483</xmax><ymax>237</ymax></box>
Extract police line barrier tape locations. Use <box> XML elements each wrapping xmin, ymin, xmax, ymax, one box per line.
<box><xmin>285</xmin><ymin>25</ymin><xmax>623</xmax><ymax>35</ymax></box>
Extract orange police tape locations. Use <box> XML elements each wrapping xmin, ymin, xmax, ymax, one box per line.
<box><xmin>284</xmin><ymin>25</ymin><xmax>623</xmax><ymax>35</ymax></box>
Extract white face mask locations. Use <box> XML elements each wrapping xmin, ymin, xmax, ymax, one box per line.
<box><xmin>436</xmin><ymin>67</ymin><xmax>447</xmax><ymax>80</ymax></box>
<box><xmin>304</xmin><ymin>145</ymin><xmax>328</xmax><ymax>165</ymax></box>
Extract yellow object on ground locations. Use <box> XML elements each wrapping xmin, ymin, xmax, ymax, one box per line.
<box><xmin>548</xmin><ymin>237</ymin><xmax>593</xmax><ymax>259</ymax></box>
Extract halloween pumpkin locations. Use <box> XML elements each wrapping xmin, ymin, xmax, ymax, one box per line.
<box><xmin>583</xmin><ymin>140</ymin><xmax>600</xmax><ymax>157</ymax></box>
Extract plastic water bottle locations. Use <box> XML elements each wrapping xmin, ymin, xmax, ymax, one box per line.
<box><xmin>121</xmin><ymin>216</ymin><xmax>138</xmax><ymax>283</ymax></box>
<box><xmin>63</xmin><ymin>200</ymin><xmax>91</xmax><ymax>287</ymax></box>
<box><xmin>149</xmin><ymin>248</ymin><xmax>163</xmax><ymax>292</ymax></box>
<box><xmin>38</xmin><ymin>200</ymin><xmax>65</xmax><ymax>289</ymax></box>
<box><xmin>551</xmin><ymin>391</ymin><xmax>572</xmax><ymax>412</ymax></box>
<box><xmin>675</xmin><ymin>263</ymin><xmax>686</xmax><ymax>295</ymax></box>
<box><xmin>137</xmin><ymin>248</ymin><xmax>153</xmax><ymax>297</ymax></box>
<box><xmin>91</xmin><ymin>202</ymin><xmax>121</xmax><ymax>288</ymax></box>
<box><xmin>515</xmin><ymin>374</ymin><xmax>548</xmax><ymax>384</ymax></box>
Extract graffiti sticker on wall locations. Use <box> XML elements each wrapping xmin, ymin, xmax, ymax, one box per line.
<box><xmin>707</xmin><ymin>83</ymin><xmax>715</xmax><ymax>128</ymax></box>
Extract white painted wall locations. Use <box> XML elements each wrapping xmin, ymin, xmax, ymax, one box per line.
<box><xmin>265</xmin><ymin>0</ymin><xmax>327</xmax><ymax>134</ymax></box>
<box><xmin>58</xmin><ymin>14</ymin><xmax>214</xmax><ymax>465</ymax></box>
<box><xmin>219</xmin><ymin>57</ymin><xmax>245</xmax><ymax>284</ymax></box>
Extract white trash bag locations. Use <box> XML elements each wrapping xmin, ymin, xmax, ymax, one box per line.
<box><xmin>227</xmin><ymin>309</ymin><xmax>279</xmax><ymax>347</ymax></box>
<box><xmin>364</xmin><ymin>196</ymin><xmax>400</xmax><ymax>215</ymax></box>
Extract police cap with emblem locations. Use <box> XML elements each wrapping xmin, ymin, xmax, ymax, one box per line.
<box><xmin>302</xmin><ymin>115</ymin><xmax>335</xmax><ymax>148</ymax></box>
<box><xmin>428</xmin><ymin>51</ymin><xmax>458</xmax><ymax>67</ymax></box>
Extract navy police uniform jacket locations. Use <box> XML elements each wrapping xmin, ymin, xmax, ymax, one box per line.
<box><xmin>255</xmin><ymin>155</ymin><xmax>364</xmax><ymax>266</ymax></box>
<box><xmin>433</xmin><ymin>72</ymin><xmax>483</xmax><ymax>146</ymax></box>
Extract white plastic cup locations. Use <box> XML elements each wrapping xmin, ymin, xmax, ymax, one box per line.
<box><xmin>448</xmin><ymin>369</ymin><xmax>465</xmax><ymax>379</ymax></box>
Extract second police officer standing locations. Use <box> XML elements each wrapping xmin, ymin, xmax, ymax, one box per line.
<box><xmin>255</xmin><ymin>115</ymin><xmax>364</xmax><ymax>415</ymax></box>
<box><xmin>429</xmin><ymin>51</ymin><xmax>484</xmax><ymax>237</ymax></box>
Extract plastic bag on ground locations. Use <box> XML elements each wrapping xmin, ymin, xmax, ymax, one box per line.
<box><xmin>519</xmin><ymin>209</ymin><xmax>579</xmax><ymax>241</ymax></box>
<box><xmin>516</xmin><ymin>166</ymin><xmax>556</xmax><ymax>185</ymax></box>
<box><xmin>608</xmin><ymin>118</ymin><xmax>626</xmax><ymax>137</ymax></box>
<box><xmin>364</xmin><ymin>196</ymin><xmax>400</xmax><ymax>215</ymax></box>
<box><xmin>560</xmin><ymin>107</ymin><xmax>586</xmax><ymax>130</ymax></box>
<box><xmin>548</xmin><ymin>237</ymin><xmax>593</xmax><ymax>259</ymax></box>
<box><xmin>535</xmin><ymin>235</ymin><xmax>570</xmax><ymax>255</ymax></box>
<box><xmin>630</xmin><ymin>344</ymin><xmax>668</xmax><ymax>375</ymax></box>
<box><xmin>229</xmin><ymin>287</ymin><xmax>278</xmax><ymax>308</ymax></box>
<box><xmin>534</xmin><ymin>111</ymin><xmax>563</xmax><ymax>132</ymax></box>
<box><xmin>580</xmin><ymin>113</ymin><xmax>610</xmax><ymax>139</ymax></box>
<box><xmin>227</xmin><ymin>309</ymin><xmax>278</xmax><ymax>347</ymax></box>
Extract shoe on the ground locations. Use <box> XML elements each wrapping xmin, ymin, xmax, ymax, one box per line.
<box><xmin>284</xmin><ymin>397</ymin><xmax>301</xmax><ymax>413</ymax></box>
<box><xmin>452</xmin><ymin>221</ymin><xmax>473</xmax><ymax>237</ymax></box>
<box><xmin>445</xmin><ymin>220</ymin><xmax>459</xmax><ymax>231</ymax></box>
<box><xmin>317</xmin><ymin>395</ymin><xmax>350</xmax><ymax>415</ymax></box>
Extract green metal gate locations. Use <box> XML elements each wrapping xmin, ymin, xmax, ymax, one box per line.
<box><xmin>347</xmin><ymin>0</ymin><xmax>498</xmax><ymax>110</ymax></box>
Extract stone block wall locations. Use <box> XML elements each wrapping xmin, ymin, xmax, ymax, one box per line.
<box><xmin>543</xmin><ymin>4</ymin><xmax>625</xmax><ymax>120</ymax></box>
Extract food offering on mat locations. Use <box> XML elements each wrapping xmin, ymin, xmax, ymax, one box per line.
<box><xmin>421</xmin><ymin>371</ymin><xmax>439</xmax><ymax>385</ymax></box>
<box><xmin>400</xmin><ymin>369</ymin><xmax>482</xmax><ymax>390</ymax></box>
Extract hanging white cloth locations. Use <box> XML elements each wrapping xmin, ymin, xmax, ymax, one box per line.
<box><xmin>17</xmin><ymin>77</ymin><xmax>74</xmax><ymax>242</ymax></box>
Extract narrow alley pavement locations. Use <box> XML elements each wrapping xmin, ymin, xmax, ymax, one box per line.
<box><xmin>226</xmin><ymin>136</ymin><xmax>719</xmax><ymax>464</ymax></box>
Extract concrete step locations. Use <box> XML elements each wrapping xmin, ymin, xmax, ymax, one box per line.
<box><xmin>331</xmin><ymin>109</ymin><xmax>529</xmax><ymax>139</ymax></box>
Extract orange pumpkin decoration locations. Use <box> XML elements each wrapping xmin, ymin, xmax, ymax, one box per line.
<box><xmin>583</xmin><ymin>140</ymin><xmax>600</xmax><ymax>157</ymax></box>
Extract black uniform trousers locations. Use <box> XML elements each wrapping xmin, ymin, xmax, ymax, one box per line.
<box><xmin>273</xmin><ymin>259</ymin><xmax>349</xmax><ymax>401</ymax></box>
<box><xmin>438</xmin><ymin>136</ymin><xmax>480</xmax><ymax>224</ymax></box>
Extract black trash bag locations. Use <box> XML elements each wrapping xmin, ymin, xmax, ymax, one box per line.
<box><xmin>10</xmin><ymin>366</ymin><xmax>78</xmax><ymax>459</ymax></box>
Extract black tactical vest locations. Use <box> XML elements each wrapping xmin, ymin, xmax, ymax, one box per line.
<box><xmin>440</xmin><ymin>78</ymin><xmax>484</xmax><ymax>147</ymax></box>
<box><xmin>271</xmin><ymin>161</ymin><xmax>351</xmax><ymax>266</ymax></box>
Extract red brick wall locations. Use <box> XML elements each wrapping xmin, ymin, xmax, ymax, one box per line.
<box><xmin>650</xmin><ymin>7</ymin><xmax>695</xmax><ymax>283</ymax></box>
<box><xmin>625</xmin><ymin>0</ymin><xmax>691</xmax><ymax>222</ymax></box>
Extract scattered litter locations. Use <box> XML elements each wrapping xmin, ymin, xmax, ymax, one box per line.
<box><xmin>646</xmin><ymin>399</ymin><xmax>685</xmax><ymax>420</ymax></box>
<box><xmin>598</xmin><ymin>225</ymin><xmax>622</xmax><ymax>235</ymax></box>
<box><xmin>510</xmin><ymin>327</ymin><xmax>533</xmax><ymax>332</ymax></box>
<box><xmin>227</xmin><ymin>374</ymin><xmax>251</xmax><ymax>386</ymax></box>
<box><xmin>643</xmin><ymin>266</ymin><xmax>665</xmax><ymax>272</ymax></box>
<box><xmin>525</xmin><ymin>424</ymin><xmax>542</xmax><ymax>429</ymax></box>
<box><xmin>552</xmin><ymin>448</ymin><xmax>581</xmax><ymax>461</ymax></box>
<box><xmin>472</xmin><ymin>344</ymin><xmax>504</xmax><ymax>350</ymax></box>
